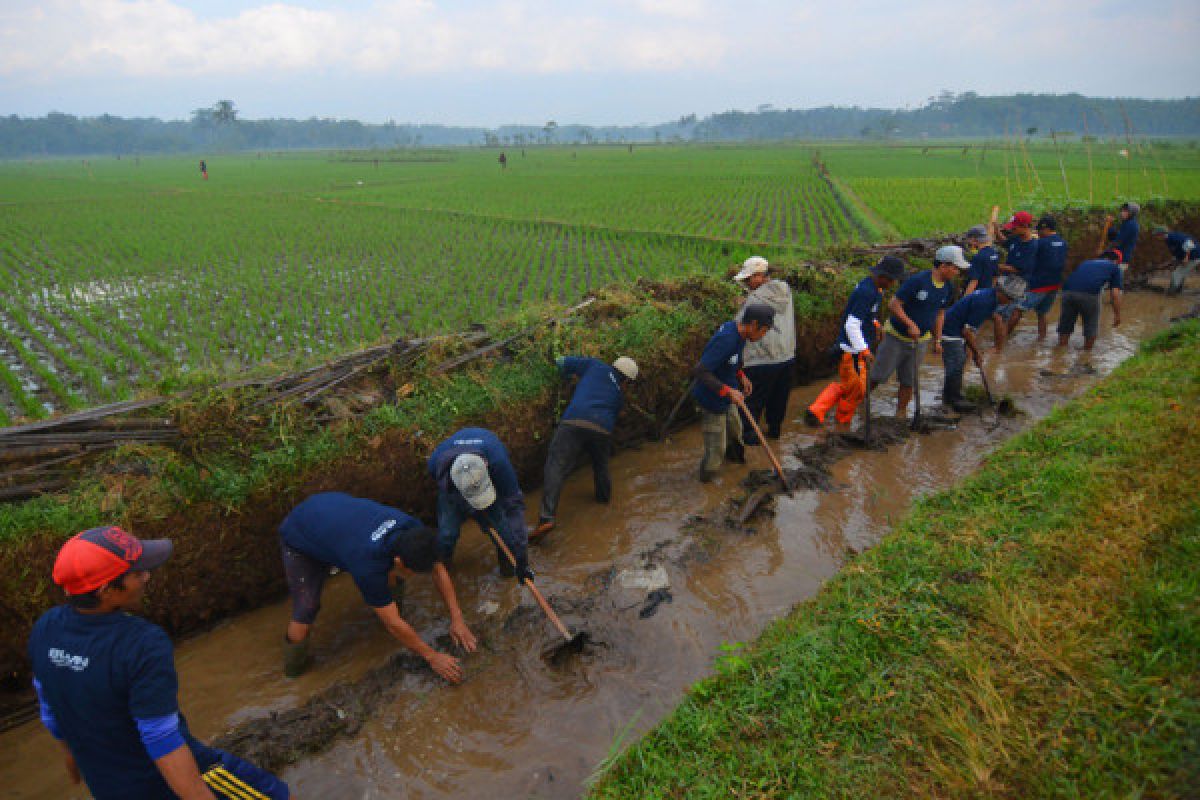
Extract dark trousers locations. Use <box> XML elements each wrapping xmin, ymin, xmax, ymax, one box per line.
<box><xmin>539</xmin><ymin>423</ymin><xmax>612</xmax><ymax>521</ymax></box>
<box><xmin>740</xmin><ymin>360</ymin><xmax>793</xmax><ymax>443</ymax></box>
<box><xmin>941</xmin><ymin>338</ymin><xmax>967</xmax><ymax>404</ymax></box>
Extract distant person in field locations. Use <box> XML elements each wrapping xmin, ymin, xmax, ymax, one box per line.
<box><xmin>498</xmin><ymin>152</ymin><xmax>507</xmax><ymax>169</ymax></box>
<box><xmin>963</xmin><ymin>224</ymin><xmax>1000</xmax><ymax>296</ymax></box>
<box><xmin>692</xmin><ymin>303</ymin><xmax>776</xmax><ymax>482</ymax></box>
<box><xmin>1057</xmin><ymin>250</ymin><xmax>1123</xmax><ymax>350</ymax></box>
<box><xmin>1007</xmin><ymin>215</ymin><xmax>1067</xmax><ymax>340</ymax></box>
<box><xmin>733</xmin><ymin>257</ymin><xmax>796</xmax><ymax>443</ymax></box>
<box><xmin>940</xmin><ymin>276</ymin><xmax>1026</xmax><ymax>412</ymax></box>
<box><xmin>1153</xmin><ymin>225</ymin><xmax>1198</xmax><ymax>295</ymax></box>
<box><xmin>31</xmin><ymin>527</ymin><xmax>290</xmax><ymax>800</ymax></box>
<box><xmin>534</xmin><ymin>355</ymin><xmax>639</xmax><ymax>541</ymax></box>
<box><xmin>278</xmin><ymin>492</ymin><xmax>475</xmax><ymax>682</ymax></box>
<box><xmin>869</xmin><ymin>245</ymin><xmax>966</xmax><ymax>419</ymax></box>
<box><xmin>807</xmin><ymin>256</ymin><xmax>904</xmax><ymax>427</ymax></box>
<box><xmin>199</xmin><ymin>160</ymin><xmax>207</xmax><ymax>180</ymax></box>
<box><xmin>1106</xmin><ymin>202</ymin><xmax>1140</xmax><ymax>276</ymax></box>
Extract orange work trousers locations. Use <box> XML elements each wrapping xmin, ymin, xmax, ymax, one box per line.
<box><xmin>808</xmin><ymin>352</ymin><xmax>867</xmax><ymax>425</ymax></box>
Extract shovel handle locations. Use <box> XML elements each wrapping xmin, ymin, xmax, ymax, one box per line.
<box><xmin>732</xmin><ymin>394</ymin><xmax>791</xmax><ymax>494</ymax></box>
<box><xmin>483</xmin><ymin>527</ymin><xmax>573</xmax><ymax>642</ymax></box>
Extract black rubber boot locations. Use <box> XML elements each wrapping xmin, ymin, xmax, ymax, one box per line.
<box><xmin>283</xmin><ymin>638</ymin><xmax>312</xmax><ymax>679</ymax></box>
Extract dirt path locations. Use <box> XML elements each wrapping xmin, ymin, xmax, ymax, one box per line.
<box><xmin>2</xmin><ymin>287</ymin><xmax>1193</xmax><ymax>800</ymax></box>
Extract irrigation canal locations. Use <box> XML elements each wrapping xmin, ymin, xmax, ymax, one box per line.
<box><xmin>2</xmin><ymin>288</ymin><xmax>1194</xmax><ymax>799</ymax></box>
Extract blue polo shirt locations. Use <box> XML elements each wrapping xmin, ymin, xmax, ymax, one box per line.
<box><xmin>1063</xmin><ymin>259</ymin><xmax>1123</xmax><ymax>295</ymax></box>
<box><xmin>279</xmin><ymin>492</ymin><xmax>422</xmax><ymax>608</ymax></box>
<box><xmin>1029</xmin><ymin>234</ymin><xmax>1068</xmax><ymax>291</ymax></box>
<box><xmin>691</xmin><ymin>321</ymin><xmax>745</xmax><ymax>412</ymax></box>
<box><xmin>1004</xmin><ymin>237</ymin><xmax>1039</xmax><ymax>279</ymax></box>
<box><xmin>29</xmin><ymin>606</ymin><xmax>200</xmax><ymax>800</ymax></box>
<box><xmin>559</xmin><ymin>357</ymin><xmax>625</xmax><ymax>433</ymax></box>
<box><xmin>967</xmin><ymin>245</ymin><xmax>1000</xmax><ymax>290</ymax></box>
<box><xmin>887</xmin><ymin>270</ymin><xmax>954</xmax><ymax>340</ymax></box>
<box><xmin>943</xmin><ymin>288</ymin><xmax>1001</xmax><ymax>338</ymax></box>
<box><xmin>837</xmin><ymin>277</ymin><xmax>882</xmax><ymax>352</ymax></box>
<box><xmin>1165</xmin><ymin>232</ymin><xmax>1197</xmax><ymax>262</ymax></box>
<box><xmin>1108</xmin><ymin>218</ymin><xmax>1139</xmax><ymax>263</ymax></box>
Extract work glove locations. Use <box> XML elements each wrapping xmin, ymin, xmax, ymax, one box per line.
<box><xmin>517</xmin><ymin>565</ymin><xmax>536</xmax><ymax>583</ymax></box>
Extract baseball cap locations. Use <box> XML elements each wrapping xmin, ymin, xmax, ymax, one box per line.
<box><xmin>1121</xmin><ymin>201</ymin><xmax>1140</xmax><ymax>215</ymax></box>
<box><xmin>53</xmin><ymin>527</ymin><xmax>173</xmax><ymax>596</ymax></box>
<box><xmin>733</xmin><ymin>256</ymin><xmax>769</xmax><ymax>283</ymax></box>
<box><xmin>1036</xmin><ymin>214</ymin><xmax>1057</xmax><ymax>230</ymax></box>
<box><xmin>934</xmin><ymin>245</ymin><xmax>970</xmax><ymax>269</ymax></box>
<box><xmin>965</xmin><ymin>224</ymin><xmax>989</xmax><ymax>239</ymax></box>
<box><xmin>870</xmin><ymin>255</ymin><xmax>906</xmax><ymax>282</ymax></box>
<box><xmin>612</xmin><ymin>356</ymin><xmax>638</xmax><ymax>381</ymax></box>
<box><xmin>996</xmin><ymin>275</ymin><xmax>1027</xmax><ymax>304</ymax></box>
<box><xmin>741</xmin><ymin>302</ymin><xmax>776</xmax><ymax>328</ymax></box>
<box><xmin>451</xmin><ymin>453</ymin><xmax>496</xmax><ymax>510</ymax></box>
<box><xmin>1102</xmin><ymin>248</ymin><xmax>1123</xmax><ymax>262</ymax></box>
<box><xmin>1009</xmin><ymin>211</ymin><xmax>1034</xmax><ymax>228</ymax></box>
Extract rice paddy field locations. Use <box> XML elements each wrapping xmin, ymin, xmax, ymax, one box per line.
<box><xmin>1</xmin><ymin>141</ymin><xmax>1198</xmax><ymax>423</ymax></box>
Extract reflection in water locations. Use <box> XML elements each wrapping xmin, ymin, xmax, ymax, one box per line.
<box><xmin>0</xmin><ymin>290</ymin><xmax>1191</xmax><ymax>800</ymax></box>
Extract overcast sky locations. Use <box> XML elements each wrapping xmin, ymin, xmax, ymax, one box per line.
<box><xmin>1</xmin><ymin>0</ymin><xmax>1197</xmax><ymax>126</ymax></box>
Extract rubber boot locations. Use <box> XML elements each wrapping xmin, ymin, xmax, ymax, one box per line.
<box><xmin>807</xmin><ymin>382</ymin><xmax>842</xmax><ymax>426</ymax></box>
<box><xmin>283</xmin><ymin>637</ymin><xmax>312</xmax><ymax>679</ymax></box>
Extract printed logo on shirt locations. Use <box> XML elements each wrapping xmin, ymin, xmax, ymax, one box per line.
<box><xmin>1050</xmin><ymin>241</ymin><xmax>1064</xmax><ymax>248</ymax></box>
<box><xmin>916</xmin><ymin>290</ymin><xmax>929</xmax><ymax>300</ymax></box>
<box><xmin>870</xmin><ymin>303</ymin><xmax>879</xmax><ymax>312</ymax></box>
<box><xmin>370</xmin><ymin>519</ymin><xmax>398</xmax><ymax>542</ymax></box>
<box><xmin>452</xmin><ymin>438</ymin><xmax>485</xmax><ymax>447</ymax></box>
<box><xmin>48</xmin><ymin>648</ymin><xmax>89</xmax><ymax>672</ymax></box>
<box><xmin>727</xmin><ymin>354</ymin><xmax>739</xmax><ymax>365</ymax></box>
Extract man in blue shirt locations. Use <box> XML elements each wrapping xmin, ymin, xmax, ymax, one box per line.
<box><xmin>691</xmin><ymin>303</ymin><xmax>775</xmax><ymax>482</ymax></box>
<box><xmin>278</xmin><ymin>492</ymin><xmax>475</xmax><ymax>681</ymax></box>
<box><xmin>1007</xmin><ymin>215</ymin><xmax>1068</xmax><ymax>341</ymax></box>
<box><xmin>1057</xmin><ymin>250</ymin><xmax>1123</xmax><ymax>350</ymax></box>
<box><xmin>30</xmin><ymin>527</ymin><xmax>289</xmax><ymax>800</ymax></box>
<box><xmin>963</xmin><ymin>224</ymin><xmax>1000</xmax><ymax>295</ymax></box>
<box><xmin>1106</xmin><ymin>201</ymin><xmax>1140</xmax><ymax>275</ymax></box>
<box><xmin>534</xmin><ymin>355</ymin><xmax>639</xmax><ymax>540</ymax></box>
<box><xmin>940</xmin><ymin>276</ymin><xmax>1026</xmax><ymax>412</ymax></box>
<box><xmin>868</xmin><ymin>245</ymin><xmax>965</xmax><ymax>419</ymax></box>
<box><xmin>1154</xmin><ymin>225</ymin><xmax>1198</xmax><ymax>295</ymax></box>
<box><xmin>998</xmin><ymin>211</ymin><xmax>1038</xmax><ymax>282</ymax></box>
<box><xmin>807</xmin><ymin>256</ymin><xmax>904</xmax><ymax>427</ymax></box>
<box><xmin>427</xmin><ymin>427</ymin><xmax>531</xmax><ymax>579</ymax></box>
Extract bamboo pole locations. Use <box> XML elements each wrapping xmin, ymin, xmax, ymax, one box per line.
<box><xmin>1082</xmin><ymin>110</ymin><xmax>1095</xmax><ymax>205</ymax></box>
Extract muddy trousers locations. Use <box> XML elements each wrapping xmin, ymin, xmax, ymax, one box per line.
<box><xmin>538</xmin><ymin>422</ymin><xmax>612</xmax><ymax>522</ymax></box>
<box><xmin>808</xmin><ymin>352</ymin><xmax>867</xmax><ymax>425</ymax></box>
<box><xmin>940</xmin><ymin>338</ymin><xmax>967</xmax><ymax>405</ymax></box>
<box><xmin>700</xmin><ymin>405</ymin><xmax>743</xmax><ymax>478</ymax></box>
<box><xmin>740</xmin><ymin>360</ymin><xmax>793</xmax><ymax>442</ymax></box>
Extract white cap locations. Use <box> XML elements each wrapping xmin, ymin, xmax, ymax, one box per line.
<box><xmin>935</xmin><ymin>245</ymin><xmax>970</xmax><ymax>269</ymax></box>
<box><xmin>451</xmin><ymin>454</ymin><xmax>495</xmax><ymax>510</ymax></box>
<box><xmin>612</xmin><ymin>356</ymin><xmax>638</xmax><ymax>381</ymax></box>
<box><xmin>733</xmin><ymin>256</ymin><xmax>769</xmax><ymax>283</ymax></box>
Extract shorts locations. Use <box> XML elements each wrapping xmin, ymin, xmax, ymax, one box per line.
<box><xmin>870</xmin><ymin>332</ymin><xmax>926</xmax><ymax>388</ymax></box>
<box><xmin>1019</xmin><ymin>289</ymin><xmax>1058</xmax><ymax>315</ymax></box>
<box><xmin>1057</xmin><ymin>290</ymin><xmax>1101</xmax><ymax>340</ymax></box>
<box><xmin>282</xmin><ymin>541</ymin><xmax>328</xmax><ymax>625</ymax></box>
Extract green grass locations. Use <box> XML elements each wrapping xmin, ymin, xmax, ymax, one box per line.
<box><xmin>589</xmin><ymin>319</ymin><xmax>1200</xmax><ymax>799</ymax></box>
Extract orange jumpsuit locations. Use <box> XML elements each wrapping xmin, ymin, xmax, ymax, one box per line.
<box><xmin>808</xmin><ymin>351</ymin><xmax>868</xmax><ymax>425</ymax></box>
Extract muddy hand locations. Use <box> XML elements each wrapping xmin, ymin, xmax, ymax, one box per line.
<box><xmin>426</xmin><ymin>651</ymin><xmax>464</xmax><ymax>683</ymax></box>
<box><xmin>450</xmin><ymin>619</ymin><xmax>478</xmax><ymax>653</ymax></box>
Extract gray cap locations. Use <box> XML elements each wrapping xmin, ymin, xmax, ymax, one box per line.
<box><xmin>935</xmin><ymin>245</ymin><xmax>970</xmax><ymax>269</ymax></box>
<box><xmin>741</xmin><ymin>302</ymin><xmax>775</xmax><ymax>328</ymax></box>
<box><xmin>1121</xmin><ymin>201</ymin><xmax>1141</xmax><ymax>215</ymax></box>
<box><xmin>965</xmin><ymin>224</ymin><xmax>989</xmax><ymax>240</ymax></box>
<box><xmin>451</xmin><ymin>453</ymin><xmax>496</xmax><ymax>510</ymax></box>
<box><xmin>996</xmin><ymin>275</ymin><xmax>1027</xmax><ymax>303</ymax></box>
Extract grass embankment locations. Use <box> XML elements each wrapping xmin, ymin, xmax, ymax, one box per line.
<box><xmin>591</xmin><ymin>320</ymin><xmax>1200</xmax><ymax>799</ymax></box>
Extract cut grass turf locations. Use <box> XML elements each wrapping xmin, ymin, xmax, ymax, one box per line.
<box><xmin>589</xmin><ymin>319</ymin><xmax>1200</xmax><ymax>799</ymax></box>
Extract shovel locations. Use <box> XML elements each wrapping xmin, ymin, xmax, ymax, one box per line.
<box><xmin>731</xmin><ymin>393</ymin><xmax>793</xmax><ymax>496</ymax></box>
<box><xmin>910</xmin><ymin>341</ymin><xmax>923</xmax><ymax>432</ymax></box>
<box><xmin>862</xmin><ymin>354</ymin><xmax>873</xmax><ymax>446</ymax></box>
<box><xmin>482</xmin><ymin>526</ymin><xmax>590</xmax><ymax>660</ymax></box>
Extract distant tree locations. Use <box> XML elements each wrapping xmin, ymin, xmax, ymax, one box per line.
<box><xmin>213</xmin><ymin>100</ymin><xmax>238</xmax><ymax>125</ymax></box>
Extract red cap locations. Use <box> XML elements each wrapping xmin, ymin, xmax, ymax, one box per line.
<box><xmin>1103</xmin><ymin>248</ymin><xmax>1123</xmax><ymax>262</ymax></box>
<box><xmin>52</xmin><ymin>527</ymin><xmax>173</xmax><ymax>595</ymax></box>
<box><xmin>1010</xmin><ymin>211</ymin><xmax>1033</xmax><ymax>227</ymax></box>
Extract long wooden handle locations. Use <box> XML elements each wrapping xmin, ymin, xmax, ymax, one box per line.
<box><xmin>484</xmin><ymin>527</ymin><xmax>572</xmax><ymax>642</ymax></box>
<box><xmin>1097</xmin><ymin>219</ymin><xmax>1112</xmax><ymax>256</ymax></box>
<box><xmin>732</xmin><ymin>394</ymin><xmax>791</xmax><ymax>494</ymax></box>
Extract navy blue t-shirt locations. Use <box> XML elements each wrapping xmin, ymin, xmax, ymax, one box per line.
<box><xmin>1108</xmin><ymin>218</ymin><xmax>1139</xmax><ymax>263</ymax></box>
<box><xmin>1165</xmin><ymin>231</ymin><xmax>1197</xmax><ymax>262</ymax></box>
<box><xmin>837</xmin><ymin>277</ymin><xmax>882</xmax><ymax>352</ymax></box>
<box><xmin>891</xmin><ymin>270</ymin><xmax>954</xmax><ymax>338</ymax></box>
<box><xmin>29</xmin><ymin>606</ymin><xmax>202</xmax><ymax>800</ymax></box>
<box><xmin>1063</xmin><ymin>259</ymin><xmax>1123</xmax><ymax>295</ymax></box>
<box><xmin>559</xmin><ymin>357</ymin><xmax>624</xmax><ymax>433</ymax></box>
<box><xmin>1004</xmin><ymin>237</ymin><xmax>1039</xmax><ymax>279</ymax></box>
<box><xmin>691</xmin><ymin>321</ymin><xmax>745</xmax><ymax>412</ymax></box>
<box><xmin>1029</xmin><ymin>234</ymin><xmax>1068</xmax><ymax>290</ymax></box>
<box><xmin>967</xmin><ymin>245</ymin><xmax>1000</xmax><ymax>290</ymax></box>
<box><xmin>943</xmin><ymin>288</ymin><xmax>1001</xmax><ymax>338</ymax></box>
<box><xmin>279</xmin><ymin>492</ymin><xmax>422</xmax><ymax>608</ymax></box>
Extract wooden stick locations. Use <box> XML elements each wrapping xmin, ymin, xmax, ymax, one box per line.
<box><xmin>731</xmin><ymin>394</ymin><xmax>792</xmax><ymax>495</ymax></box>
<box><xmin>483</xmin><ymin>527</ymin><xmax>573</xmax><ymax>642</ymax></box>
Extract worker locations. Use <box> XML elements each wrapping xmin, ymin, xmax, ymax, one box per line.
<box><xmin>1057</xmin><ymin>250</ymin><xmax>1123</xmax><ymax>350</ymax></box>
<box><xmin>733</xmin><ymin>256</ymin><xmax>796</xmax><ymax>443</ymax></box>
<box><xmin>277</xmin><ymin>492</ymin><xmax>474</xmax><ymax>681</ymax></box>
<box><xmin>533</xmin><ymin>355</ymin><xmax>639</xmax><ymax>540</ymax></box>
<box><xmin>692</xmin><ymin>303</ymin><xmax>776</xmax><ymax>482</ymax></box>
<box><xmin>1153</xmin><ymin>225</ymin><xmax>1198</xmax><ymax>295</ymax></box>
<box><xmin>427</xmin><ymin>427</ymin><xmax>531</xmax><ymax>579</ymax></box>
<box><xmin>940</xmin><ymin>276</ymin><xmax>1027</xmax><ymax>412</ymax></box>
<box><xmin>963</xmin><ymin>224</ymin><xmax>1000</xmax><ymax>295</ymax></box>
<box><xmin>1007</xmin><ymin>215</ymin><xmax>1067</xmax><ymax>340</ymax></box>
<box><xmin>30</xmin><ymin>527</ymin><xmax>290</xmax><ymax>800</ymax></box>
<box><xmin>1105</xmin><ymin>201</ymin><xmax>1140</xmax><ymax>276</ymax></box>
<box><xmin>869</xmin><ymin>245</ymin><xmax>966</xmax><ymax>419</ymax></box>
<box><xmin>807</xmin><ymin>255</ymin><xmax>905</xmax><ymax>427</ymax></box>
<box><xmin>998</xmin><ymin>211</ymin><xmax>1038</xmax><ymax>280</ymax></box>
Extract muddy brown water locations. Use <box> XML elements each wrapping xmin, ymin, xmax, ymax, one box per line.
<box><xmin>2</xmin><ymin>288</ymin><xmax>1193</xmax><ymax>799</ymax></box>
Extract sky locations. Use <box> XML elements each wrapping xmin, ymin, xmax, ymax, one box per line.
<box><xmin>1</xmin><ymin>0</ymin><xmax>1197</xmax><ymax>126</ymax></box>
